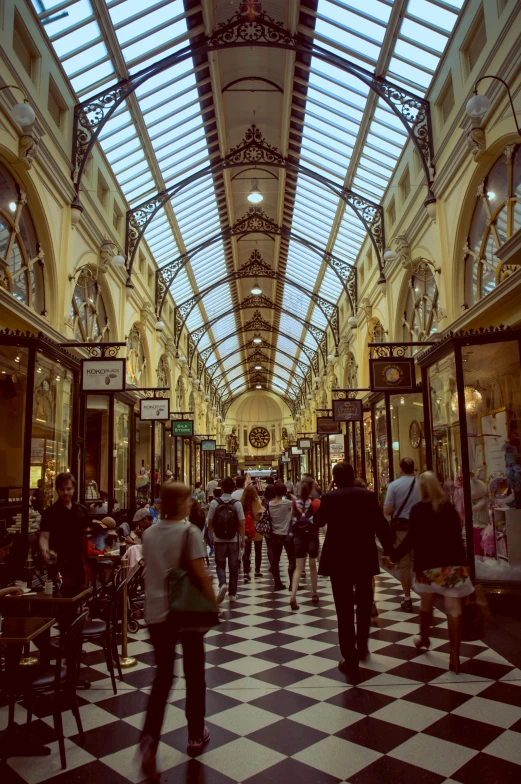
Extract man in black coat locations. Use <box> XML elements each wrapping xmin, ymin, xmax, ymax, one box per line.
<box><xmin>314</xmin><ymin>462</ymin><xmax>394</xmax><ymax>682</ymax></box>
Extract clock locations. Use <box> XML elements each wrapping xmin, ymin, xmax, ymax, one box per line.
<box><xmin>249</xmin><ymin>426</ymin><xmax>270</xmax><ymax>449</ymax></box>
<box><xmin>409</xmin><ymin>419</ymin><xmax>422</xmax><ymax>449</ymax></box>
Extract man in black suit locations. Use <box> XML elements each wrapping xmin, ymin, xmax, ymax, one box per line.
<box><xmin>314</xmin><ymin>462</ymin><xmax>394</xmax><ymax>681</ymax></box>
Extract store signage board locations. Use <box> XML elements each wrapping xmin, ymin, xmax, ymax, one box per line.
<box><xmin>297</xmin><ymin>438</ymin><xmax>312</xmax><ymax>449</ymax></box>
<box><xmin>291</xmin><ymin>446</ymin><xmax>303</xmax><ymax>455</ymax></box>
<box><xmin>201</xmin><ymin>439</ymin><xmax>216</xmax><ymax>452</ymax></box>
<box><xmin>370</xmin><ymin>358</ymin><xmax>416</xmax><ymax>392</ymax></box>
<box><xmin>172</xmin><ymin>420</ymin><xmax>194</xmax><ymax>436</ymax></box>
<box><xmin>140</xmin><ymin>398</ymin><xmax>170</xmax><ymax>421</ymax></box>
<box><xmin>215</xmin><ymin>448</ymin><xmax>226</xmax><ymax>458</ymax></box>
<box><xmin>316</xmin><ymin>417</ymin><xmax>341</xmax><ymax>435</ymax></box>
<box><xmin>333</xmin><ymin>398</ymin><xmax>363</xmax><ymax>422</ymax></box>
<box><xmin>81</xmin><ymin>358</ymin><xmax>126</xmax><ymax>393</ymax></box>
<box><xmin>281</xmin><ymin>456</ymin><xmax>291</xmax><ymax>463</ymax></box>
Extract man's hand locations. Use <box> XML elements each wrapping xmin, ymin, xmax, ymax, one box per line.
<box><xmin>42</xmin><ymin>548</ymin><xmax>57</xmax><ymax>564</ymax></box>
<box><xmin>1</xmin><ymin>585</ymin><xmax>24</xmax><ymax>597</ymax></box>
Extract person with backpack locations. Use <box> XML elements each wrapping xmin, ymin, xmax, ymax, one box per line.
<box><xmin>207</xmin><ymin>476</ymin><xmax>245</xmax><ymax>603</ymax></box>
<box><xmin>289</xmin><ymin>480</ymin><xmax>321</xmax><ymax>610</ymax></box>
<box><xmin>241</xmin><ymin>484</ymin><xmax>264</xmax><ymax>581</ymax></box>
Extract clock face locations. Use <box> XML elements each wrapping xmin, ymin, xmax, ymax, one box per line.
<box><xmin>249</xmin><ymin>426</ymin><xmax>270</xmax><ymax>449</ymax></box>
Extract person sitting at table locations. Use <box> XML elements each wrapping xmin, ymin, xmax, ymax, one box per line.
<box><xmin>39</xmin><ymin>472</ymin><xmax>87</xmax><ymax>587</ymax></box>
<box><xmin>81</xmin><ymin>522</ymin><xmax>109</xmax><ymax>584</ymax></box>
<box><xmin>92</xmin><ymin>517</ymin><xmax>117</xmax><ymax>551</ymax></box>
<box><xmin>0</xmin><ymin>530</ymin><xmax>24</xmax><ymax>598</ymax></box>
<box><xmin>149</xmin><ymin>499</ymin><xmax>162</xmax><ymax>523</ymax></box>
<box><xmin>126</xmin><ymin>508</ymin><xmax>154</xmax><ymax>545</ymax></box>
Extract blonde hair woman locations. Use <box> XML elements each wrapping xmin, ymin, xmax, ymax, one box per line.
<box><xmin>389</xmin><ymin>471</ymin><xmax>473</xmax><ymax>674</ymax></box>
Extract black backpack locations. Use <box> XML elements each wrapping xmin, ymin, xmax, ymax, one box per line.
<box><xmin>213</xmin><ymin>498</ymin><xmax>239</xmax><ymax>540</ymax></box>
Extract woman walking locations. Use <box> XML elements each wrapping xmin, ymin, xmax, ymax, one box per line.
<box><xmin>389</xmin><ymin>471</ymin><xmax>473</xmax><ymax>674</ymax></box>
<box><xmin>289</xmin><ymin>480</ymin><xmax>320</xmax><ymax>610</ymax></box>
<box><xmin>140</xmin><ymin>482</ymin><xmax>218</xmax><ymax>779</ymax></box>
<box><xmin>241</xmin><ymin>484</ymin><xmax>264</xmax><ymax>581</ymax></box>
<box><xmin>267</xmin><ymin>482</ymin><xmax>295</xmax><ymax>591</ymax></box>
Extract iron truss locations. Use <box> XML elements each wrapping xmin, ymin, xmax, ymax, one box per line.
<box><xmin>215</xmin><ymin>355</ymin><xmax>305</xmax><ymax>390</ymax></box>
<box><xmin>206</xmin><ymin>337</ymin><xmax>309</xmax><ymax>380</ymax></box>
<box><xmin>72</xmin><ymin>1</ymin><xmax>435</xmax><ymax>218</ymax></box>
<box><xmin>216</xmin><ymin>366</ymin><xmax>300</xmax><ymax>400</ymax></box>
<box><xmin>127</xmin><ymin>124</ymin><xmax>384</xmax><ymax>281</ymax></box>
<box><xmin>156</xmin><ymin>205</ymin><xmax>356</xmax><ymax>315</ymax></box>
<box><xmin>172</xmin><ymin>250</ymin><xmax>339</xmax><ymax>348</ymax></box>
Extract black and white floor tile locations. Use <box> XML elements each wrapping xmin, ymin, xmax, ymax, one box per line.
<box><xmin>2</xmin><ymin>554</ymin><xmax>521</xmax><ymax>784</ymax></box>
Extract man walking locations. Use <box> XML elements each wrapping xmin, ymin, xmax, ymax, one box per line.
<box><xmin>314</xmin><ymin>462</ymin><xmax>393</xmax><ymax>682</ymax></box>
<box><xmin>206</xmin><ymin>474</ymin><xmax>219</xmax><ymax>502</ymax></box>
<box><xmin>208</xmin><ymin>476</ymin><xmax>245</xmax><ymax>602</ymax></box>
<box><xmin>383</xmin><ymin>457</ymin><xmax>419</xmax><ymax>611</ymax></box>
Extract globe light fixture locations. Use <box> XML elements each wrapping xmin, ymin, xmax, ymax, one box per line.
<box><xmin>254</xmin><ymin>365</ymin><xmax>262</xmax><ymax>370</ymax></box>
<box><xmin>250</xmin><ymin>277</ymin><xmax>262</xmax><ymax>296</ymax></box>
<box><xmin>466</xmin><ymin>93</ymin><xmax>490</xmax><ymax>122</ymax></box>
<box><xmin>383</xmin><ymin>248</ymin><xmax>398</xmax><ymax>264</ymax></box>
<box><xmin>112</xmin><ymin>253</ymin><xmax>126</xmax><ymax>267</ymax></box>
<box><xmin>155</xmin><ymin>320</ymin><xmax>165</xmax><ymax>332</ymax></box>
<box><xmin>253</xmin><ymin>333</ymin><xmax>262</xmax><ymax>344</ymax></box>
<box><xmin>255</xmin><ymin>384</ymin><xmax>262</xmax><ymax>389</ymax></box>
<box><xmin>247</xmin><ymin>179</ymin><xmax>263</xmax><ymax>204</ymax></box>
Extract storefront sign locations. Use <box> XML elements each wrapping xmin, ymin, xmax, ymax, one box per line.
<box><xmin>297</xmin><ymin>438</ymin><xmax>312</xmax><ymax>449</ymax></box>
<box><xmin>281</xmin><ymin>455</ymin><xmax>291</xmax><ymax>463</ymax></box>
<box><xmin>333</xmin><ymin>398</ymin><xmax>363</xmax><ymax>422</ymax></box>
<box><xmin>81</xmin><ymin>358</ymin><xmax>126</xmax><ymax>392</ymax></box>
<box><xmin>140</xmin><ymin>398</ymin><xmax>170</xmax><ymax>421</ymax></box>
<box><xmin>370</xmin><ymin>358</ymin><xmax>416</xmax><ymax>392</ymax></box>
<box><xmin>316</xmin><ymin>417</ymin><xmax>341</xmax><ymax>435</ymax></box>
<box><xmin>172</xmin><ymin>420</ymin><xmax>193</xmax><ymax>436</ymax></box>
<box><xmin>201</xmin><ymin>439</ymin><xmax>216</xmax><ymax>451</ymax></box>
<box><xmin>215</xmin><ymin>448</ymin><xmax>226</xmax><ymax>458</ymax></box>
<box><xmin>291</xmin><ymin>446</ymin><xmax>303</xmax><ymax>455</ymax></box>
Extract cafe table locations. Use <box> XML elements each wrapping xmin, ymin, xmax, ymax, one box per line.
<box><xmin>0</xmin><ymin>616</ymin><xmax>55</xmax><ymax>759</ymax></box>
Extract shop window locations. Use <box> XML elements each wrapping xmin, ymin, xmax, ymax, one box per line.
<box><xmin>0</xmin><ymin>346</ymin><xmax>28</xmax><ymax>528</ymax></box>
<box><xmin>156</xmin><ymin>354</ymin><xmax>169</xmax><ymax>388</ymax></box>
<box><xmin>402</xmin><ymin>260</ymin><xmax>439</xmax><ymax>342</ymax></box>
<box><xmin>114</xmin><ymin>399</ymin><xmax>130</xmax><ymax>512</ymax></box>
<box><xmin>13</xmin><ymin>10</ymin><xmax>40</xmax><ymax>84</ymax></box>
<box><xmin>0</xmin><ymin>165</ymin><xmax>45</xmax><ymax>314</ymax></box>
<box><xmin>70</xmin><ymin>272</ymin><xmax>110</xmax><ymax>342</ymax></box>
<box><xmin>375</xmin><ymin>398</ymin><xmax>389</xmax><ymax>505</ymax></box>
<box><xmin>437</xmin><ymin>74</ymin><xmax>455</xmax><ymax>126</ymax></box>
<box><xmin>126</xmin><ymin>324</ymin><xmax>146</xmax><ymax>387</ymax></box>
<box><xmin>48</xmin><ymin>76</ymin><xmax>66</xmax><ymax>129</ymax></box>
<box><xmin>464</xmin><ymin>144</ymin><xmax>521</xmax><ymax>306</ymax></box>
<box><xmin>462</xmin><ymin>6</ymin><xmax>486</xmax><ymax>74</ymax></box>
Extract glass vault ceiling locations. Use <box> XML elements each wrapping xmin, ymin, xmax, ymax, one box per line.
<box><xmin>33</xmin><ymin>0</ymin><xmax>464</xmax><ymax>404</ymax></box>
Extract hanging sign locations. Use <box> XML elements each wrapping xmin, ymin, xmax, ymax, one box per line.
<box><xmin>333</xmin><ymin>398</ymin><xmax>363</xmax><ymax>422</ymax></box>
<box><xmin>316</xmin><ymin>417</ymin><xmax>341</xmax><ymax>435</ymax></box>
<box><xmin>81</xmin><ymin>358</ymin><xmax>126</xmax><ymax>393</ymax></box>
<box><xmin>291</xmin><ymin>446</ymin><xmax>303</xmax><ymax>455</ymax></box>
<box><xmin>281</xmin><ymin>455</ymin><xmax>291</xmax><ymax>463</ymax></box>
<box><xmin>215</xmin><ymin>448</ymin><xmax>226</xmax><ymax>458</ymax></box>
<box><xmin>297</xmin><ymin>438</ymin><xmax>312</xmax><ymax>449</ymax></box>
<box><xmin>370</xmin><ymin>358</ymin><xmax>416</xmax><ymax>392</ymax></box>
<box><xmin>172</xmin><ymin>420</ymin><xmax>193</xmax><ymax>436</ymax></box>
<box><xmin>140</xmin><ymin>398</ymin><xmax>170</xmax><ymax>421</ymax></box>
<box><xmin>201</xmin><ymin>439</ymin><xmax>216</xmax><ymax>452</ymax></box>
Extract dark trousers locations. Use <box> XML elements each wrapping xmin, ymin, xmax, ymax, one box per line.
<box><xmin>143</xmin><ymin>615</ymin><xmax>205</xmax><ymax>745</ymax></box>
<box><xmin>267</xmin><ymin>534</ymin><xmax>295</xmax><ymax>586</ymax></box>
<box><xmin>243</xmin><ymin>539</ymin><xmax>263</xmax><ymax>575</ymax></box>
<box><xmin>214</xmin><ymin>541</ymin><xmax>239</xmax><ymax>595</ymax></box>
<box><xmin>331</xmin><ymin>574</ymin><xmax>374</xmax><ymax>666</ymax></box>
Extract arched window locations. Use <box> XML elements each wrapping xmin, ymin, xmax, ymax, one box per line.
<box><xmin>464</xmin><ymin>143</ymin><xmax>521</xmax><ymax>306</ymax></box>
<box><xmin>345</xmin><ymin>352</ymin><xmax>358</xmax><ymax>389</ymax></box>
<box><xmin>126</xmin><ymin>324</ymin><xmax>146</xmax><ymax>387</ymax></box>
<box><xmin>402</xmin><ymin>260</ymin><xmax>439</xmax><ymax>342</ymax></box>
<box><xmin>156</xmin><ymin>355</ymin><xmax>169</xmax><ymax>389</ymax></box>
<box><xmin>0</xmin><ymin>165</ymin><xmax>45</xmax><ymax>313</ymax></box>
<box><xmin>70</xmin><ymin>272</ymin><xmax>110</xmax><ymax>342</ymax></box>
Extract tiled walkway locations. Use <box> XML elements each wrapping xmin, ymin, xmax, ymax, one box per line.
<box><xmin>2</xmin><ymin>562</ymin><xmax>521</xmax><ymax>783</ymax></box>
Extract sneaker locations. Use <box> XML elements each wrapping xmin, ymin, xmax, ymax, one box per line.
<box><xmin>400</xmin><ymin>597</ymin><xmax>413</xmax><ymax>612</ymax></box>
<box><xmin>187</xmin><ymin>725</ymin><xmax>210</xmax><ymax>752</ymax></box>
<box><xmin>229</xmin><ymin>594</ymin><xmax>237</xmax><ymax>602</ymax></box>
<box><xmin>244</xmin><ymin>574</ymin><xmax>250</xmax><ymax>583</ymax></box>
<box><xmin>254</xmin><ymin>571</ymin><xmax>263</xmax><ymax>578</ymax></box>
<box><xmin>216</xmin><ymin>584</ymin><xmax>227</xmax><ymax>604</ymax></box>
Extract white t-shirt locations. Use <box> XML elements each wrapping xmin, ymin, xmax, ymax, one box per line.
<box><xmin>269</xmin><ymin>498</ymin><xmax>293</xmax><ymax>535</ymax></box>
<box><xmin>143</xmin><ymin>519</ymin><xmax>206</xmax><ymax>625</ymax></box>
<box><xmin>231</xmin><ymin>489</ymin><xmax>244</xmax><ymax>501</ymax></box>
<box><xmin>206</xmin><ymin>479</ymin><xmax>219</xmax><ymax>498</ymax></box>
<box><xmin>208</xmin><ymin>493</ymin><xmax>244</xmax><ymax>542</ymax></box>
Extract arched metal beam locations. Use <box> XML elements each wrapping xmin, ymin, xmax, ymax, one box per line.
<box><xmin>127</xmin><ymin>125</ymin><xmax>383</xmax><ymax>281</ymax></box>
<box><xmin>156</xmin><ymin>206</ymin><xmax>356</xmax><ymax>316</ymax></box>
<box><xmin>219</xmin><ymin>367</ymin><xmax>300</xmax><ymax>399</ymax></box>
<box><xmin>188</xmin><ymin>297</ymin><xmax>327</xmax><ymax>373</ymax></box>
<box><xmin>72</xmin><ymin>2</ymin><xmax>434</xmax><ymax>223</ymax></box>
<box><xmin>215</xmin><ymin>354</ymin><xmax>305</xmax><ymax>386</ymax></box>
<box><xmin>172</xmin><ymin>250</ymin><xmax>339</xmax><ymax>348</ymax></box>
<box><xmin>207</xmin><ymin>338</ymin><xmax>309</xmax><ymax>381</ymax></box>
<box><xmin>215</xmin><ymin>360</ymin><xmax>302</xmax><ymax>394</ymax></box>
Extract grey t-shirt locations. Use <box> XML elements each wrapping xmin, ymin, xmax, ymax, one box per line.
<box><xmin>269</xmin><ymin>498</ymin><xmax>293</xmax><ymax>535</ymax></box>
<box><xmin>208</xmin><ymin>493</ymin><xmax>245</xmax><ymax>542</ymax></box>
<box><xmin>385</xmin><ymin>475</ymin><xmax>419</xmax><ymax>520</ymax></box>
<box><xmin>143</xmin><ymin>520</ymin><xmax>206</xmax><ymax>625</ymax></box>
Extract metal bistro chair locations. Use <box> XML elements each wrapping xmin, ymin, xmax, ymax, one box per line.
<box><xmin>81</xmin><ymin>575</ymin><xmax>127</xmax><ymax>694</ymax></box>
<box><xmin>25</xmin><ymin>611</ymin><xmax>89</xmax><ymax>770</ymax></box>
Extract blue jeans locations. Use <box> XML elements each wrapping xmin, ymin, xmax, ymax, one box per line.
<box><xmin>214</xmin><ymin>541</ymin><xmax>240</xmax><ymax>596</ymax></box>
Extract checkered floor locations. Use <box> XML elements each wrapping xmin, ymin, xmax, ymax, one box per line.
<box><xmin>3</xmin><ymin>554</ymin><xmax>521</xmax><ymax>784</ymax></box>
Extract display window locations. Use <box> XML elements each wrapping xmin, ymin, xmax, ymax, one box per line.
<box><xmin>84</xmin><ymin>395</ymin><xmax>109</xmax><ymax>511</ymax></box>
<box><xmin>154</xmin><ymin>421</ymin><xmax>163</xmax><ymax>495</ymax></box>
<box><xmin>389</xmin><ymin>392</ymin><xmax>426</xmax><ymax>478</ymax></box>
<box><xmin>114</xmin><ymin>400</ymin><xmax>130</xmax><ymax>514</ymax></box>
<box><xmin>0</xmin><ymin>346</ymin><xmax>29</xmax><ymax>529</ymax></box>
<box><xmin>136</xmin><ymin>420</ymin><xmax>151</xmax><ymax>504</ymax></box>
<box><xmin>427</xmin><ymin>351</ymin><xmax>463</xmax><ymax>508</ymax></box>
<box><xmin>363</xmin><ymin>409</ymin><xmax>374</xmax><ymax>490</ymax></box>
<box><xmin>374</xmin><ymin>398</ymin><xmax>389</xmax><ymax>505</ymax></box>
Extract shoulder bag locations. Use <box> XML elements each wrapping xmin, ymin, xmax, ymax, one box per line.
<box><xmin>255</xmin><ymin>504</ymin><xmax>272</xmax><ymax>536</ymax></box>
<box><xmin>391</xmin><ymin>478</ymin><xmax>416</xmax><ymax>532</ymax></box>
<box><xmin>167</xmin><ymin>526</ymin><xmax>219</xmax><ymax>632</ymax></box>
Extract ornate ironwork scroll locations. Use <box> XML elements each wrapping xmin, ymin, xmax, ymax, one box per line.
<box><xmin>61</xmin><ymin>341</ymin><xmax>125</xmax><ymax>358</ymax></box>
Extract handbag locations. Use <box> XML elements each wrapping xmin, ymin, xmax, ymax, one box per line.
<box><xmin>167</xmin><ymin>527</ymin><xmax>219</xmax><ymax>632</ymax></box>
<box><xmin>391</xmin><ymin>478</ymin><xmax>416</xmax><ymax>531</ymax></box>
<box><xmin>255</xmin><ymin>504</ymin><xmax>272</xmax><ymax>536</ymax></box>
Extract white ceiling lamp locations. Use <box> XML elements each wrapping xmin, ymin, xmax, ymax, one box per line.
<box><xmin>250</xmin><ymin>277</ymin><xmax>262</xmax><ymax>296</ymax></box>
<box><xmin>0</xmin><ymin>85</ymin><xmax>37</xmax><ymax>127</ymax></box>
<box><xmin>254</xmin><ymin>364</ymin><xmax>263</xmax><ymax>370</ymax></box>
<box><xmin>255</xmin><ymin>384</ymin><xmax>262</xmax><ymax>389</ymax></box>
<box><xmin>253</xmin><ymin>333</ymin><xmax>262</xmax><ymax>345</ymax></box>
<box><xmin>247</xmin><ymin>179</ymin><xmax>263</xmax><ymax>204</ymax></box>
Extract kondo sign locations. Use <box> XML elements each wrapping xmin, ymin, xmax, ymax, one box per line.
<box><xmin>81</xmin><ymin>358</ymin><xmax>126</xmax><ymax>392</ymax></box>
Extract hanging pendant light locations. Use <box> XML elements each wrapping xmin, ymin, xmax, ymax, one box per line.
<box><xmin>250</xmin><ymin>277</ymin><xmax>262</xmax><ymax>296</ymax></box>
<box><xmin>255</xmin><ymin>384</ymin><xmax>262</xmax><ymax>389</ymax></box>
<box><xmin>253</xmin><ymin>333</ymin><xmax>262</xmax><ymax>345</ymax></box>
<box><xmin>247</xmin><ymin>179</ymin><xmax>263</xmax><ymax>204</ymax></box>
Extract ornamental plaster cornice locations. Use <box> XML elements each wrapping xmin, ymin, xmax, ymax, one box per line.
<box><xmin>438</xmin><ymin>269</ymin><xmax>521</xmax><ymax>337</ymax></box>
<box><xmin>0</xmin><ymin>287</ymin><xmax>81</xmax><ymax>348</ymax></box>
